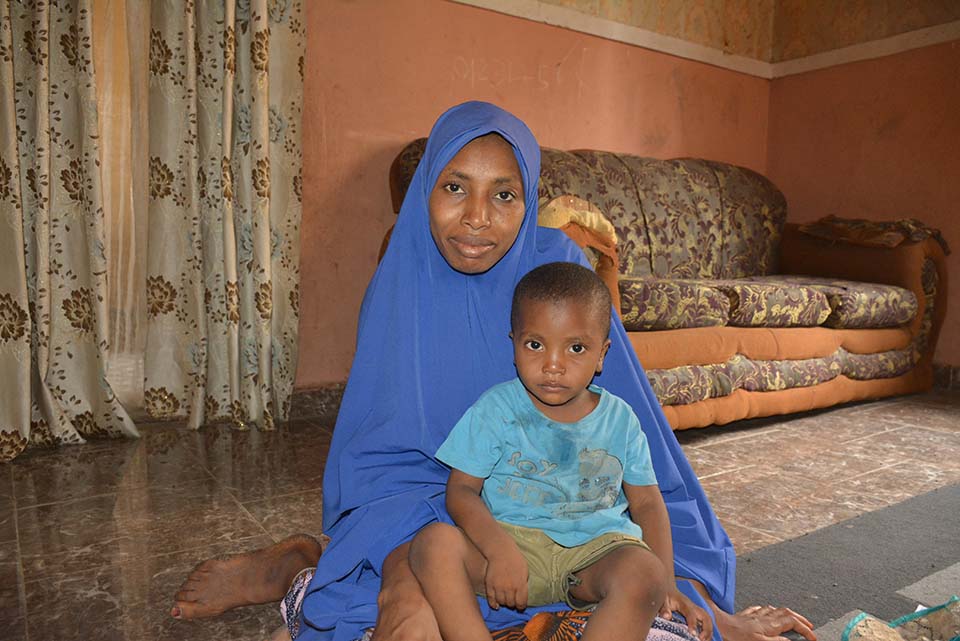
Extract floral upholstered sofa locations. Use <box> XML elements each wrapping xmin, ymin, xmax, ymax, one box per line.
<box><xmin>389</xmin><ymin>140</ymin><xmax>949</xmax><ymax>430</ymax></box>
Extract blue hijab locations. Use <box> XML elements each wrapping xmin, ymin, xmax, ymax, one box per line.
<box><xmin>300</xmin><ymin>102</ymin><xmax>735</xmax><ymax>641</ymax></box>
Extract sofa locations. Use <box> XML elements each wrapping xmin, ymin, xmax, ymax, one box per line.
<box><xmin>389</xmin><ymin>139</ymin><xmax>949</xmax><ymax>430</ymax></box>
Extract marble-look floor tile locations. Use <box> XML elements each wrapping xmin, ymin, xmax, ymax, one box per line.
<box><xmin>737</xmin><ymin>494</ymin><xmax>865</xmax><ymax>541</ymax></box>
<box><xmin>242</xmin><ymin>487</ymin><xmax>325</xmax><ymax>542</ymax></box>
<box><xmin>3</xmin><ymin>621</ymin><xmax>27</xmax><ymax>641</ymax></box>
<box><xmin>17</xmin><ymin>484</ymin><xmax>267</xmax><ymax>581</ymax></box>
<box><xmin>692</xmin><ymin>428</ymin><xmax>832</xmax><ymax>472</ymax></box>
<box><xmin>675</xmin><ymin>420</ymin><xmax>789</xmax><ymax>449</ymax></box>
<box><xmin>194</xmin><ymin>425</ymin><xmax>332</xmax><ymax>502</ymax></box>
<box><xmin>0</xmin><ymin>533</ymin><xmax>17</xmax><ymax>564</ymax></box>
<box><xmin>699</xmin><ymin>466</ymin><xmax>839</xmax><ymax>536</ymax></box>
<box><xmin>24</xmin><ymin>536</ymin><xmax>281</xmax><ymax>641</ymax></box>
<box><xmin>834</xmin><ymin>397</ymin><xmax>903</xmax><ymax>413</ymax></box>
<box><xmin>824</xmin><ymin>460</ymin><xmax>960</xmax><ymax>508</ymax></box>
<box><xmin>282</xmin><ymin>418</ymin><xmax>335</xmax><ymax>435</ymax></box>
<box><xmin>841</xmin><ymin>426</ymin><xmax>960</xmax><ymax>468</ymax></box>
<box><xmin>714</xmin><ymin>518</ymin><xmax>781</xmax><ymax>555</ymax></box>
<box><xmin>776</xmin><ymin>449</ymin><xmax>892</xmax><ymax>483</ymax></box>
<box><xmin>769</xmin><ymin>410</ymin><xmax>904</xmax><ymax>445</ymax></box>
<box><xmin>12</xmin><ymin>428</ymin><xmax>211</xmax><ymax>508</ymax></box>
<box><xmin>845</xmin><ymin>395</ymin><xmax>960</xmax><ymax>432</ymax></box>
<box><xmin>0</xmin><ymin>541</ymin><xmax>26</xmax><ymax>637</ymax></box>
<box><xmin>0</xmin><ymin>464</ymin><xmax>13</xmax><ymax>499</ymax></box>
<box><xmin>0</xmin><ymin>494</ymin><xmax>16</xmax><ymax>544</ymax></box>
<box><xmin>807</xmin><ymin>477</ymin><xmax>904</xmax><ymax>514</ymax></box>
<box><xmin>3</xmin><ymin>623</ymin><xmax>27</xmax><ymax>641</ymax></box>
<box><xmin>2</xmin><ymin>391</ymin><xmax>954</xmax><ymax>640</ymax></box>
<box><xmin>679</xmin><ymin>446</ymin><xmax>753</xmax><ymax>480</ymax></box>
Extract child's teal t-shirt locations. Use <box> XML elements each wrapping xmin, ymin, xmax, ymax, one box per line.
<box><xmin>435</xmin><ymin>377</ymin><xmax>658</xmax><ymax>547</ymax></box>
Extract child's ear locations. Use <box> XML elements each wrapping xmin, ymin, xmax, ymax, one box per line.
<box><xmin>595</xmin><ymin>339</ymin><xmax>612</xmax><ymax>374</ymax></box>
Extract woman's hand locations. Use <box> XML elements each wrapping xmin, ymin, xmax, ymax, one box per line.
<box><xmin>483</xmin><ymin>545</ymin><xmax>529</xmax><ymax>611</ymax></box>
<box><xmin>717</xmin><ymin>605</ymin><xmax>817</xmax><ymax>641</ymax></box>
<box><xmin>660</xmin><ymin>585</ymin><xmax>713</xmax><ymax>641</ymax></box>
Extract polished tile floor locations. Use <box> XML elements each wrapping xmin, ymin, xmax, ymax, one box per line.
<box><xmin>2</xmin><ymin>392</ymin><xmax>958</xmax><ymax>640</ymax></box>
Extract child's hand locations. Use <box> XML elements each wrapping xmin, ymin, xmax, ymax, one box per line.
<box><xmin>483</xmin><ymin>544</ymin><xmax>528</xmax><ymax>611</ymax></box>
<box><xmin>660</xmin><ymin>585</ymin><xmax>713</xmax><ymax>641</ymax></box>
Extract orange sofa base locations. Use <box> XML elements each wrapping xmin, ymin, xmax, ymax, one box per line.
<box><xmin>628</xmin><ymin>326</ymin><xmax>912</xmax><ymax>371</ymax></box>
<box><xmin>662</xmin><ymin>367</ymin><xmax>932</xmax><ymax>430</ymax></box>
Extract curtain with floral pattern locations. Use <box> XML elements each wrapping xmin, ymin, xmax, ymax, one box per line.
<box><xmin>142</xmin><ymin>1</ymin><xmax>304</xmax><ymax>430</ymax></box>
<box><xmin>0</xmin><ymin>0</ymin><xmax>138</xmax><ymax>462</ymax></box>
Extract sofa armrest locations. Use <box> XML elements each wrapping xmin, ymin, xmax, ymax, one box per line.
<box><xmin>551</xmin><ymin>222</ymin><xmax>622</xmax><ymax>318</ymax></box>
<box><xmin>779</xmin><ymin>222</ymin><xmax>948</xmax><ymax>364</ymax></box>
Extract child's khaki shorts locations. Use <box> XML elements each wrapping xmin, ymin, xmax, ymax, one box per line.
<box><xmin>489</xmin><ymin>521</ymin><xmax>650</xmax><ymax>609</ymax></box>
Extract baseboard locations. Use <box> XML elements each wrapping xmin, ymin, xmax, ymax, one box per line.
<box><xmin>932</xmin><ymin>363</ymin><xmax>960</xmax><ymax>391</ymax></box>
<box><xmin>290</xmin><ymin>383</ymin><xmax>346</xmax><ymax>422</ymax></box>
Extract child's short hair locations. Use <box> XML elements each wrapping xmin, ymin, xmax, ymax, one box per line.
<box><xmin>511</xmin><ymin>262</ymin><xmax>612</xmax><ymax>337</ymax></box>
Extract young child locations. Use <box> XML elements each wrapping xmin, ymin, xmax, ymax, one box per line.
<box><xmin>409</xmin><ymin>261</ymin><xmax>708</xmax><ymax>641</ymax></box>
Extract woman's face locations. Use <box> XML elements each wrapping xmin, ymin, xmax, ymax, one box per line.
<box><xmin>428</xmin><ymin>134</ymin><xmax>526</xmax><ymax>274</ymax></box>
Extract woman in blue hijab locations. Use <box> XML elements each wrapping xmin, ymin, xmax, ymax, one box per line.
<box><xmin>171</xmin><ymin>102</ymin><xmax>815</xmax><ymax>641</ymax></box>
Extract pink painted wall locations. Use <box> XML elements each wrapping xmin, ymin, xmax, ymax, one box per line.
<box><xmin>767</xmin><ymin>40</ymin><xmax>960</xmax><ymax>365</ymax></box>
<box><xmin>297</xmin><ymin>0</ymin><xmax>770</xmax><ymax>387</ymax></box>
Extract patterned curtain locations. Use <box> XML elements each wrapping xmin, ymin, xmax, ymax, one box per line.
<box><xmin>142</xmin><ymin>1</ymin><xmax>304</xmax><ymax>430</ymax></box>
<box><xmin>0</xmin><ymin>0</ymin><xmax>138</xmax><ymax>462</ymax></box>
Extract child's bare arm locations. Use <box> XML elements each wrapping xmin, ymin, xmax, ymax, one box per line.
<box><xmin>446</xmin><ymin>470</ymin><xmax>528</xmax><ymax>610</ymax></box>
<box><xmin>623</xmin><ymin>482</ymin><xmax>673</xmax><ymax>572</ymax></box>
<box><xmin>625</xmin><ymin>483</ymin><xmax>712</xmax><ymax>641</ymax></box>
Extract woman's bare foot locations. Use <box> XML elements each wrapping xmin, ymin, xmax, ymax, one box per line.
<box><xmin>171</xmin><ymin>534</ymin><xmax>324</xmax><ymax>619</ymax></box>
<box><xmin>268</xmin><ymin>624</ymin><xmax>293</xmax><ymax>641</ymax></box>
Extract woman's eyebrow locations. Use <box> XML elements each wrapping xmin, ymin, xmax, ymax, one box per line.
<box><xmin>442</xmin><ymin>170</ymin><xmax>518</xmax><ymax>185</ymax></box>
<box><xmin>445</xmin><ymin>169</ymin><xmax>471</xmax><ymax>181</ymax></box>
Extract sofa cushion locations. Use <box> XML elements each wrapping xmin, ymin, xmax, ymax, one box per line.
<box><xmin>840</xmin><ymin>347</ymin><xmax>916</xmax><ymax>380</ymax></box>
<box><xmin>647</xmin><ymin>352</ymin><xmax>849</xmax><ymax>405</ymax></box>
<box><xmin>744</xmin><ymin>276</ymin><xmax>918</xmax><ymax>329</ymax></box>
<box><xmin>615</xmin><ymin>157</ymin><xmax>725</xmax><ymax>280</ymax></box>
<box><xmin>619</xmin><ymin>278</ymin><xmax>729</xmax><ymax>331</ymax></box>
<box><xmin>620</xmin><ymin>274</ymin><xmax>915</xmax><ymax>331</ymax></box>
<box><xmin>646</xmin><ymin>360</ymin><xmax>734</xmax><ymax>406</ymax></box>
<box><xmin>620</xmin><ymin>277</ymin><xmax>833</xmax><ymax>330</ymax></box>
<box><xmin>647</xmin><ymin>345</ymin><xmax>916</xmax><ymax>406</ymax></box>
<box><xmin>703</xmin><ymin>161</ymin><xmax>787</xmax><ymax>278</ymax></box>
<box><xmin>715</xmin><ymin>281</ymin><xmax>832</xmax><ymax>327</ymax></box>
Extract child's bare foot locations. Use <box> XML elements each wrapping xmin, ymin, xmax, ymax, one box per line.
<box><xmin>171</xmin><ymin>534</ymin><xmax>323</xmax><ymax>619</ymax></box>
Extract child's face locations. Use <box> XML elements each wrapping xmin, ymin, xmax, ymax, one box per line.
<box><xmin>511</xmin><ymin>297</ymin><xmax>611</xmax><ymax>423</ymax></box>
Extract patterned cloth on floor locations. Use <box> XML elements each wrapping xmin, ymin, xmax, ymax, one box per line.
<box><xmin>282</xmin><ymin>568</ymin><xmax>316</xmax><ymax>639</ymax></box>
<box><xmin>490</xmin><ymin>610</ymin><xmax>700</xmax><ymax>641</ymax></box>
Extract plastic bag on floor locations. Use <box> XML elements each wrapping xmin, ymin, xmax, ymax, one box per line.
<box><xmin>842</xmin><ymin>596</ymin><xmax>960</xmax><ymax>641</ymax></box>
